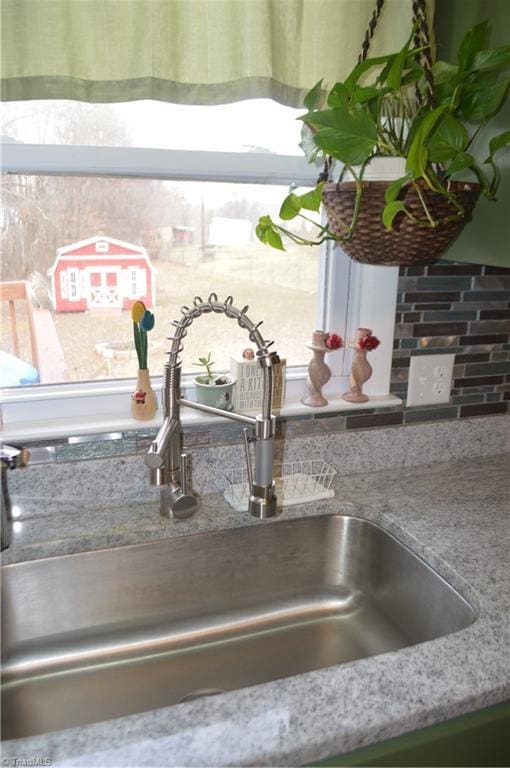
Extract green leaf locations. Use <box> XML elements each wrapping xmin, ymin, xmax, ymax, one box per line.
<box><xmin>266</xmin><ymin>227</ymin><xmax>285</xmax><ymax>250</ymax></box>
<box><xmin>382</xmin><ymin>201</ymin><xmax>408</xmax><ymax>230</ymax></box>
<box><xmin>299</xmin><ymin>123</ymin><xmax>322</xmax><ymax>165</ymax></box>
<box><xmin>298</xmin><ymin>183</ymin><xmax>324</xmax><ymax>212</ymax></box>
<box><xmin>376</xmin><ymin>47</ymin><xmax>427</xmax><ymax>88</ymax></box>
<box><xmin>255</xmin><ymin>215</ymin><xmax>285</xmax><ymax>250</ymax></box>
<box><xmin>446</xmin><ymin>151</ymin><xmax>476</xmax><ymax>175</ymax></box>
<box><xmin>386</xmin><ymin>26</ymin><xmax>415</xmax><ymax>90</ymax></box>
<box><xmin>314</xmin><ymin>129</ymin><xmax>376</xmax><ymax>166</ymax></box>
<box><xmin>255</xmin><ymin>215</ymin><xmax>274</xmax><ymax>242</ymax></box>
<box><xmin>406</xmin><ymin>106</ymin><xmax>448</xmax><ymax>177</ymax></box>
<box><xmin>432</xmin><ymin>60</ymin><xmax>459</xmax><ymax>84</ymax></box>
<box><xmin>302</xmin><ymin>109</ymin><xmax>343</xmax><ymax>129</ymax></box>
<box><xmin>400</xmin><ymin>68</ymin><xmax>422</xmax><ymax>86</ymax></box>
<box><xmin>427</xmin><ymin>114</ymin><xmax>469</xmax><ymax>162</ymax></box>
<box><xmin>350</xmin><ymin>85</ymin><xmax>380</xmax><ymax>104</ymax></box>
<box><xmin>377</xmin><ymin>56</ymin><xmax>397</xmax><ymax>87</ymax></box>
<box><xmin>327</xmin><ymin>82</ymin><xmax>349</xmax><ymax>108</ymax></box>
<box><xmin>461</xmin><ymin>67</ymin><xmax>504</xmax><ymax>97</ymax></box>
<box><xmin>344</xmin><ymin>53</ymin><xmax>394</xmax><ymax>94</ymax></box>
<box><xmin>463</xmin><ymin>160</ymin><xmax>491</xmax><ymax>197</ymax></box>
<box><xmin>384</xmin><ymin>175</ymin><xmax>411</xmax><ymax>204</ymax></box>
<box><xmin>405</xmin><ymin>111</ymin><xmax>426</xmax><ymax>152</ymax></box>
<box><xmin>471</xmin><ymin>45</ymin><xmax>510</xmax><ymax>73</ymax></box>
<box><xmin>304</xmin><ymin>79</ymin><xmax>323</xmax><ymax>111</ymax></box>
<box><xmin>279</xmin><ymin>192</ymin><xmax>301</xmax><ymax>220</ymax></box>
<box><xmin>434</xmin><ymin>80</ymin><xmax>458</xmax><ymax>108</ymax></box>
<box><xmin>459</xmin><ymin>79</ymin><xmax>509</xmax><ymax>122</ymax></box>
<box><xmin>446</xmin><ymin>153</ymin><xmax>491</xmax><ymax>196</ymax></box>
<box><xmin>256</xmin><ymin>214</ymin><xmax>272</xmax><ymax>235</ymax></box>
<box><xmin>458</xmin><ymin>21</ymin><xmax>490</xmax><ymax>71</ymax></box>
<box><xmin>305</xmin><ymin>106</ymin><xmax>378</xmax><ymax>165</ymax></box>
<box><xmin>486</xmin><ymin>130</ymin><xmax>510</xmax><ymax>160</ymax></box>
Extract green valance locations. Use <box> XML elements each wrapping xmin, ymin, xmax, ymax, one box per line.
<box><xmin>1</xmin><ymin>0</ymin><xmax>434</xmax><ymax>106</ymax></box>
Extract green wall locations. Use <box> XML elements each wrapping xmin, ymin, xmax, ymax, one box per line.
<box><xmin>434</xmin><ymin>0</ymin><xmax>510</xmax><ymax>268</ymax></box>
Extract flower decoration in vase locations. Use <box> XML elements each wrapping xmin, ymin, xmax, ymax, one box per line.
<box><xmin>342</xmin><ymin>328</ymin><xmax>380</xmax><ymax>404</ymax></box>
<box><xmin>302</xmin><ymin>330</ymin><xmax>343</xmax><ymax>408</ymax></box>
<box><xmin>131</xmin><ymin>300</ymin><xmax>158</xmax><ymax>421</ymax></box>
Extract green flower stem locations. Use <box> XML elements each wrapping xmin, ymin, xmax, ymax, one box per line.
<box><xmin>141</xmin><ymin>328</ymin><xmax>148</xmax><ymax>370</ymax></box>
<box><xmin>133</xmin><ymin>322</ymin><xmax>142</xmax><ymax>369</ymax></box>
<box><xmin>133</xmin><ymin>321</ymin><xmax>149</xmax><ymax>369</ymax></box>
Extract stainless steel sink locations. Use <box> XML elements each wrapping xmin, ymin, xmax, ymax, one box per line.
<box><xmin>1</xmin><ymin>515</ymin><xmax>476</xmax><ymax>740</ymax></box>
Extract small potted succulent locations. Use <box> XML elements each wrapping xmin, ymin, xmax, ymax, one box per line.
<box><xmin>257</xmin><ymin>19</ymin><xmax>510</xmax><ymax>266</ymax></box>
<box><xmin>193</xmin><ymin>352</ymin><xmax>236</xmax><ymax>412</ymax></box>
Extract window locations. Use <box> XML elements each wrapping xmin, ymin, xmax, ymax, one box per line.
<box><xmin>67</xmin><ymin>269</ymin><xmax>80</xmax><ymax>301</ymax></box>
<box><xmin>0</xmin><ymin>100</ymin><xmax>399</xmax><ymax>436</ymax></box>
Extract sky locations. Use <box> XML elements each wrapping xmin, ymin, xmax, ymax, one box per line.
<box><xmin>1</xmin><ymin>98</ymin><xmax>303</xmax><ymax>155</ymax></box>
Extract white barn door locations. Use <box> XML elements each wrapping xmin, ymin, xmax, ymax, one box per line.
<box><xmin>85</xmin><ymin>267</ymin><xmax>122</xmax><ymax>308</ymax></box>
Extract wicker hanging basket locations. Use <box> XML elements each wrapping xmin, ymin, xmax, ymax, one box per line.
<box><xmin>322</xmin><ymin>180</ymin><xmax>480</xmax><ymax>266</ymax></box>
<box><xmin>315</xmin><ymin>0</ymin><xmax>481</xmax><ymax>267</ymax></box>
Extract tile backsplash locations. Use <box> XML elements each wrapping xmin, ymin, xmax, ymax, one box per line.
<box><xmin>22</xmin><ymin>261</ymin><xmax>509</xmax><ymax>463</ymax></box>
<box><xmin>392</xmin><ymin>262</ymin><xmax>509</xmax><ymax>421</ymax></box>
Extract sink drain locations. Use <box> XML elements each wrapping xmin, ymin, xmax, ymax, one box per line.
<box><xmin>179</xmin><ymin>688</ymin><xmax>226</xmax><ymax>703</ymax></box>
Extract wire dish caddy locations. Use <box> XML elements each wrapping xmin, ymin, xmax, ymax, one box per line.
<box><xmin>223</xmin><ymin>459</ymin><xmax>336</xmax><ymax>512</ymax></box>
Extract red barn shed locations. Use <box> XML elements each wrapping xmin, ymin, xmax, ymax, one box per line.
<box><xmin>49</xmin><ymin>236</ymin><xmax>155</xmax><ymax>313</ymax></box>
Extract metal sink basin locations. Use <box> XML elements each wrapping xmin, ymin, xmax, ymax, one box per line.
<box><xmin>1</xmin><ymin>514</ymin><xmax>475</xmax><ymax>740</ymax></box>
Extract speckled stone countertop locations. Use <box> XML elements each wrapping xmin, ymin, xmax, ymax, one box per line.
<box><xmin>2</xmin><ymin>432</ymin><xmax>510</xmax><ymax>766</ymax></box>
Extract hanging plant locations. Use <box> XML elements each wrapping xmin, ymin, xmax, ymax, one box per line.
<box><xmin>257</xmin><ymin>6</ymin><xmax>510</xmax><ymax>266</ymax></box>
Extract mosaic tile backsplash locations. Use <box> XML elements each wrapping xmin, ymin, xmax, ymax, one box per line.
<box><xmin>23</xmin><ymin>261</ymin><xmax>509</xmax><ymax>463</ymax></box>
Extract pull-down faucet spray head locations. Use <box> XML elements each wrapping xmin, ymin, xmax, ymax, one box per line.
<box><xmin>145</xmin><ymin>294</ymin><xmax>280</xmax><ymax>519</ymax></box>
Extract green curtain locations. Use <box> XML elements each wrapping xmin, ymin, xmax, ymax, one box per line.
<box><xmin>1</xmin><ymin>0</ymin><xmax>433</xmax><ymax>106</ymax></box>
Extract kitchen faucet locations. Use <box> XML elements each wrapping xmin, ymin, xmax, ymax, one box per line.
<box><xmin>1</xmin><ymin>444</ymin><xmax>29</xmax><ymax>550</ymax></box>
<box><xmin>145</xmin><ymin>294</ymin><xmax>280</xmax><ymax>519</ymax></box>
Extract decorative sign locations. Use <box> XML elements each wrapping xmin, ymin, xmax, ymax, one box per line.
<box><xmin>230</xmin><ymin>356</ymin><xmax>286</xmax><ymax>413</ymax></box>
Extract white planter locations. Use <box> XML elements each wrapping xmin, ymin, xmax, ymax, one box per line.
<box><xmin>342</xmin><ymin>157</ymin><xmax>407</xmax><ymax>183</ymax></box>
<box><xmin>194</xmin><ymin>375</ymin><xmax>236</xmax><ymax>411</ymax></box>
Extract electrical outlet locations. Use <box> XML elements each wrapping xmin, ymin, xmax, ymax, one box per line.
<box><xmin>406</xmin><ymin>354</ymin><xmax>455</xmax><ymax>407</ymax></box>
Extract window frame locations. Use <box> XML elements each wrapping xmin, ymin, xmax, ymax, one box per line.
<box><xmin>0</xmin><ymin>141</ymin><xmax>400</xmax><ymax>439</ymax></box>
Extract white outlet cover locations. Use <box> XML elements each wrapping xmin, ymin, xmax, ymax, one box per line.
<box><xmin>406</xmin><ymin>354</ymin><xmax>455</xmax><ymax>407</ymax></box>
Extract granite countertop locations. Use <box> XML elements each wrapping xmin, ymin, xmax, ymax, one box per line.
<box><xmin>2</xmin><ymin>452</ymin><xmax>510</xmax><ymax>767</ymax></box>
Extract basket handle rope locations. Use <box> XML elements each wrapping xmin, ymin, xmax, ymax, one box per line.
<box><xmin>317</xmin><ymin>0</ymin><xmax>434</xmax><ymax>184</ymax></box>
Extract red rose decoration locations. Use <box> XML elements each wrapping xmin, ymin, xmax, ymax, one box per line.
<box><xmin>325</xmin><ymin>333</ymin><xmax>344</xmax><ymax>350</ymax></box>
<box><xmin>359</xmin><ymin>334</ymin><xmax>380</xmax><ymax>351</ymax></box>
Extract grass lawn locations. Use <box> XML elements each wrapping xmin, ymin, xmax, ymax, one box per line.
<box><xmin>17</xmin><ymin>244</ymin><xmax>320</xmax><ymax>383</ymax></box>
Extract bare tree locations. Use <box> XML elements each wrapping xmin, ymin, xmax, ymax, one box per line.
<box><xmin>0</xmin><ymin>104</ymin><xmax>197</xmax><ymax>280</ymax></box>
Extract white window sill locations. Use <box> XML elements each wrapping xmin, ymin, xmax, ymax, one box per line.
<box><xmin>1</xmin><ymin>393</ymin><xmax>402</xmax><ymax>443</ymax></box>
